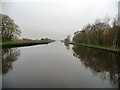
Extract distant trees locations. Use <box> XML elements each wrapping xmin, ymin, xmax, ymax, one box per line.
<box><xmin>0</xmin><ymin>14</ymin><xmax>21</xmax><ymax>42</ymax></box>
<box><xmin>40</xmin><ymin>38</ymin><xmax>54</xmax><ymax>43</ymax></box>
<box><xmin>41</xmin><ymin>38</ymin><xmax>51</xmax><ymax>41</ymax></box>
<box><xmin>73</xmin><ymin>17</ymin><xmax>120</xmax><ymax>49</ymax></box>
<box><xmin>64</xmin><ymin>35</ymin><xmax>71</xmax><ymax>50</ymax></box>
<box><xmin>64</xmin><ymin>35</ymin><xmax>71</xmax><ymax>43</ymax></box>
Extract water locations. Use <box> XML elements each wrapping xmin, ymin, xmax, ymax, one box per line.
<box><xmin>1</xmin><ymin>41</ymin><xmax>120</xmax><ymax>88</ymax></box>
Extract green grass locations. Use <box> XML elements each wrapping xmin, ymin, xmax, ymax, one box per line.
<box><xmin>0</xmin><ymin>42</ymin><xmax>34</xmax><ymax>45</ymax></box>
<box><xmin>1</xmin><ymin>40</ymin><xmax>54</xmax><ymax>48</ymax></box>
<box><xmin>70</xmin><ymin>42</ymin><xmax>120</xmax><ymax>54</ymax></box>
<box><xmin>0</xmin><ymin>41</ymin><xmax>49</xmax><ymax>45</ymax></box>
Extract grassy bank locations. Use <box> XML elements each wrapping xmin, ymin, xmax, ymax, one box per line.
<box><xmin>70</xmin><ymin>42</ymin><xmax>120</xmax><ymax>54</ymax></box>
<box><xmin>0</xmin><ymin>40</ymin><xmax>54</xmax><ymax>48</ymax></box>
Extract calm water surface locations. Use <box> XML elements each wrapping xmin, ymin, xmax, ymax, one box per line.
<box><xmin>2</xmin><ymin>41</ymin><xmax>120</xmax><ymax>88</ymax></box>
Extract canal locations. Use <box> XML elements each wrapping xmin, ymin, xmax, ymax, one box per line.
<box><xmin>2</xmin><ymin>41</ymin><xmax>120</xmax><ymax>88</ymax></box>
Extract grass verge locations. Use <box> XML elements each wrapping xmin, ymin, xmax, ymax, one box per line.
<box><xmin>70</xmin><ymin>42</ymin><xmax>120</xmax><ymax>54</ymax></box>
<box><xmin>0</xmin><ymin>40</ymin><xmax>54</xmax><ymax>48</ymax></box>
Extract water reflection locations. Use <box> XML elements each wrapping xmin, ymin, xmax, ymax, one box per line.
<box><xmin>0</xmin><ymin>48</ymin><xmax>2</xmax><ymax>75</ymax></box>
<box><xmin>2</xmin><ymin>48</ymin><xmax>20</xmax><ymax>74</ymax></box>
<box><xmin>72</xmin><ymin>45</ymin><xmax>120</xmax><ymax>88</ymax></box>
<box><xmin>64</xmin><ymin>43</ymin><xmax>70</xmax><ymax>50</ymax></box>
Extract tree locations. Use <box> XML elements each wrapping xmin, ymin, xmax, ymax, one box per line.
<box><xmin>0</xmin><ymin>14</ymin><xmax>21</xmax><ymax>42</ymax></box>
<box><xmin>64</xmin><ymin>35</ymin><xmax>71</xmax><ymax>43</ymax></box>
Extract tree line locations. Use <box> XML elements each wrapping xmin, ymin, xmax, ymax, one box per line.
<box><xmin>73</xmin><ymin>17</ymin><xmax>120</xmax><ymax>49</ymax></box>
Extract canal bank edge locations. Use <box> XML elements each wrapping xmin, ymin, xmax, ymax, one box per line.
<box><xmin>69</xmin><ymin>42</ymin><xmax>120</xmax><ymax>54</ymax></box>
<box><xmin>1</xmin><ymin>40</ymin><xmax>54</xmax><ymax>48</ymax></box>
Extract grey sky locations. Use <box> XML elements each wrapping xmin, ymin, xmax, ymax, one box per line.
<box><xmin>1</xmin><ymin>0</ymin><xmax>119</xmax><ymax>40</ymax></box>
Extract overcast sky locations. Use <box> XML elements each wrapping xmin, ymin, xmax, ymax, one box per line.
<box><xmin>1</xmin><ymin>0</ymin><xmax>119</xmax><ymax>40</ymax></box>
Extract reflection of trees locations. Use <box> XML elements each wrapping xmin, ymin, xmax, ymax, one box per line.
<box><xmin>64</xmin><ymin>43</ymin><xmax>70</xmax><ymax>50</ymax></box>
<box><xmin>2</xmin><ymin>48</ymin><xmax>20</xmax><ymax>74</ymax></box>
<box><xmin>0</xmin><ymin>48</ymin><xmax>2</xmax><ymax>75</ymax></box>
<box><xmin>72</xmin><ymin>45</ymin><xmax>120</xmax><ymax>88</ymax></box>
